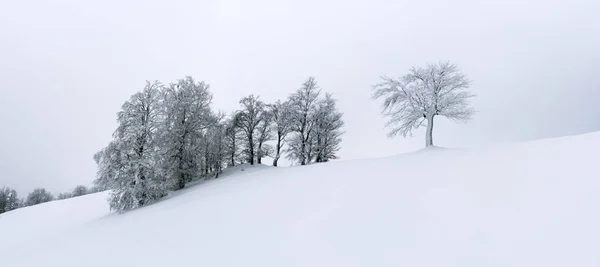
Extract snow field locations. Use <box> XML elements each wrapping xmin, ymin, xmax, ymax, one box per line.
<box><xmin>1</xmin><ymin>132</ymin><xmax>599</xmax><ymax>266</ymax></box>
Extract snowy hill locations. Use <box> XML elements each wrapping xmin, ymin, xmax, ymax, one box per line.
<box><xmin>1</xmin><ymin>132</ymin><xmax>600</xmax><ymax>266</ymax></box>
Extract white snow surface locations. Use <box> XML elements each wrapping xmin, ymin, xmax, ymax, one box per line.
<box><xmin>1</xmin><ymin>132</ymin><xmax>600</xmax><ymax>266</ymax></box>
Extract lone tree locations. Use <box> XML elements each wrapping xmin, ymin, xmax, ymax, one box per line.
<box><xmin>372</xmin><ymin>61</ymin><xmax>474</xmax><ymax>147</ymax></box>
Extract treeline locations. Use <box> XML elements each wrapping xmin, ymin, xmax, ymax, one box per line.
<box><xmin>0</xmin><ymin>185</ymin><xmax>95</xmax><ymax>214</ymax></box>
<box><xmin>93</xmin><ymin>76</ymin><xmax>344</xmax><ymax>212</ymax></box>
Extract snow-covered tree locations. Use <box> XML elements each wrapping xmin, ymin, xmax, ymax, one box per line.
<box><xmin>94</xmin><ymin>81</ymin><xmax>167</xmax><ymax>212</ymax></box>
<box><xmin>313</xmin><ymin>94</ymin><xmax>344</xmax><ymax>162</ymax></box>
<box><xmin>72</xmin><ymin>185</ymin><xmax>88</xmax><ymax>197</ymax></box>
<box><xmin>255</xmin><ymin>111</ymin><xmax>273</xmax><ymax>165</ymax></box>
<box><xmin>204</xmin><ymin>114</ymin><xmax>227</xmax><ymax>178</ymax></box>
<box><xmin>8</xmin><ymin>190</ymin><xmax>20</xmax><ymax>210</ymax></box>
<box><xmin>198</xmin><ymin>129</ymin><xmax>211</xmax><ymax>177</ymax></box>
<box><xmin>0</xmin><ymin>187</ymin><xmax>20</xmax><ymax>213</ymax></box>
<box><xmin>268</xmin><ymin>100</ymin><xmax>292</xmax><ymax>167</ymax></box>
<box><xmin>0</xmin><ymin>187</ymin><xmax>10</xmax><ymax>213</ymax></box>
<box><xmin>287</xmin><ymin>77</ymin><xmax>321</xmax><ymax>165</ymax></box>
<box><xmin>224</xmin><ymin>117</ymin><xmax>241</xmax><ymax>167</ymax></box>
<box><xmin>88</xmin><ymin>185</ymin><xmax>103</xmax><ymax>194</ymax></box>
<box><xmin>234</xmin><ymin>95</ymin><xmax>266</xmax><ymax>165</ymax></box>
<box><xmin>160</xmin><ymin>76</ymin><xmax>214</xmax><ymax>189</ymax></box>
<box><xmin>25</xmin><ymin>188</ymin><xmax>54</xmax><ymax>206</ymax></box>
<box><xmin>372</xmin><ymin>61</ymin><xmax>475</xmax><ymax>147</ymax></box>
<box><xmin>93</xmin><ymin>142</ymin><xmax>121</xmax><ymax>191</ymax></box>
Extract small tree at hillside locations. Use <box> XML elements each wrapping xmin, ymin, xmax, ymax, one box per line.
<box><xmin>72</xmin><ymin>185</ymin><xmax>88</xmax><ymax>197</ymax></box>
<box><xmin>0</xmin><ymin>187</ymin><xmax>20</xmax><ymax>213</ymax></box>
<box><xmin>7</xmin><ymin>187</ymin><xmax>19</xmax><ymax>212</ymax></box>
<box><xmin>372</xmin><ymin>61</ymin><xmax>475</xmax><ymax>147</ymax></box>
<box><xmin>25</xmin><ymin>188</ymin><xmax>54</xmax><ymax>206</ymax></box>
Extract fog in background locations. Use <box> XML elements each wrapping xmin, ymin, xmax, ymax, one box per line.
<box><xmin>1</xmin><ymin>0</ymin><xmax>599</xmax><ymax>194</ymax></box>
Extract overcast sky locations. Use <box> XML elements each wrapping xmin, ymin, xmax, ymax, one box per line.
<box><xmin>1</xmin><ymin>0</ymin><xmax>599</xmax><ymax>195</ymax></box>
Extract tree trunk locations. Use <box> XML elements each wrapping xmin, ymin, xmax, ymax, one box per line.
<box><xmin>230</xmin><ymin>134</ymin><xmax>236</xmax><ymax>166</ymax></box>
<box><xmin>300</xmin><ymin>132</ymin><xmax>306</xmax><ymax>165</ymax></box>
<box><xmin>249</xmin><ymin>143</ymin><xmax>254</xmax><ymax>165</ymax></box>
<box><xmin>176</xmin><ymin>145</ymin><xmax>186</xmax><ymax>190</ymax></box>
<box><xmin>273</xmin><ymin>137</ymin><xmax>281</xmax><ymax>167</ymax></box>
<box><xmin>425</xmin><ymin>115</ymin><xmax>434</xmax><ymax>147</ymax></box>
<box><xmin>306</xmin><ymin>134</ymin><xmax>313</xmax><ymax>164</ymax></box>
<box><xmin>204</xmin><ymin>154</ymin><xmax>209</xmax><ymax>176</ymax></box>
<box><xmin>176</xmin><ymin>112</ymin><xmax>188</xmax><ymax>189</ymax></box>
<box><xmin>257</xmin><ymin>142</ymin><xmax>263</xmax><ymax>164</ymax></box>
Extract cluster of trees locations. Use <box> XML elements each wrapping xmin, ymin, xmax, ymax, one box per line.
<box><xmin>57</xmin><ymin>185</ymin><xmax>91</xmax><ymax>200</ymax></box>
<box><xmin>93</xmin><ymin>76</ymin><xmax>344</xmax><ymax>212</ymax></box>
<box><xmin>0</xmin><ymin>185</ymin><xmax>93</xmax><ymax>215</ymax></box>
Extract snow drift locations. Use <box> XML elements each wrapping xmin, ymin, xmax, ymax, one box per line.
<box><xmin>1</xmin><ymin>132</ymin><xmax>599</xmax><ymax>266</ymax></box>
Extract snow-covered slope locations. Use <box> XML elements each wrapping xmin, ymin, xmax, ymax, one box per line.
<box><xmin>1</xmin><ymin>132</ymin><xmax>600</xmax><ymax>266</ymax></box>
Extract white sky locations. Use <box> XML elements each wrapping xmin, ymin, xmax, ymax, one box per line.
<box><xmin>1</xmin><ymin>0</ymin><xmax>599</xmax><ymax>195</ymax></box>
